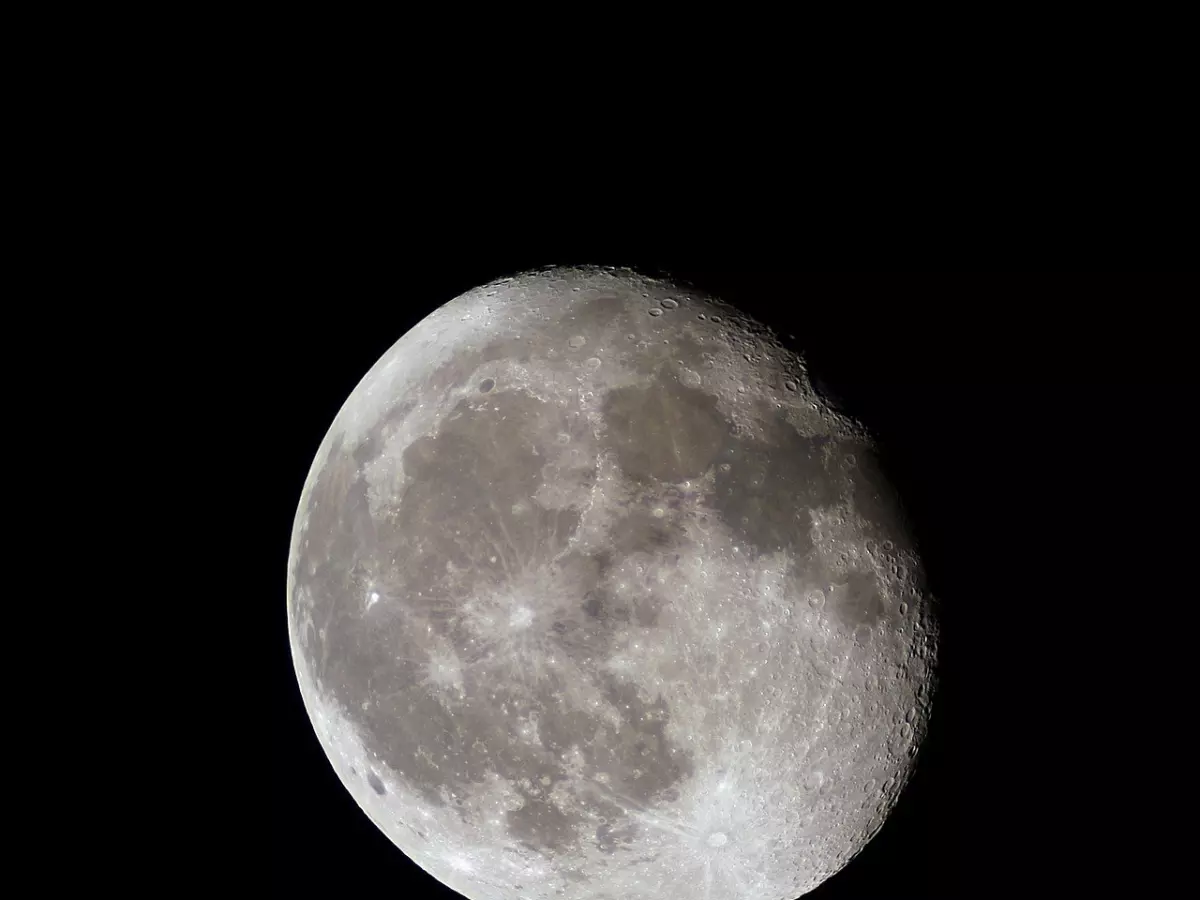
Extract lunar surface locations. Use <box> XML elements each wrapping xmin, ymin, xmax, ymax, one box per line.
<box><xmin>287</xmin><ymin>267</ymin><xmax>939</xmax><ymax>900</ymax></box>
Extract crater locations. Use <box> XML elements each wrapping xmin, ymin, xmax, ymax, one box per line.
<box><xmin>829</xmin><ymin>570</ymin><xmax>887</xmax><ymax>632</ymax></box>
<box><xmin>596</xmin><ymin>819</ymin><xmax>639</xmax><ymax>853</ymax></box>
<box><xmin>367</xmin><ymin>772</ymin><xmax>386</xmax><ymax>795</ymax></box>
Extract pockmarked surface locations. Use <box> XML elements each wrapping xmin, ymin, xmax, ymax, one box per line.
<box><xmin>287</xmin><ymin>267</ymin><xmax>939</xmax><ymax>900</ymax></box>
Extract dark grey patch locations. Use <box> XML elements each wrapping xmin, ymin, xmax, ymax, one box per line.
<box><xmin>532</xmin><ymin>674</ymin><xmax>692</xmax><ymax>821</ymax></box>
<box><xmin>608</xmin><ymin>507</ymin><xmax>685</xmax><ymax>556</ymax></box>
<box><xmin>505</xmin><ymin>795</ymin><xmax>582</xmax><ymax>853</ymax></box>
<box><xmin>709</xmin><ymin>414</ymin><xmax>841</xmax><ymax>560</ymax></box>
<box><xmin>352</xmin><ymin>432</ymin><xmax>381</xmax><ymax>467</ymax></box>
<box><xmin>591</xmin><ymin>549</ymin><xmax>614</xmax><ymax>580</ymax></box>
<box><xmin>572</xmin><ymin>585</ymin><xmax>635</xmax><ymax>631</ymax></box>
<box><xmin>585</xmin><ymin>675</ymin><xmax>694</xmax><ymax>805</ymax></box>
<box><xmin>598</xmin><ymin>517</ymin><xmax>688</xmax><ymax>622</ymax></box>
<box><xmin>581</xmin><ymin>590</ymin><xmax>605</xmax><ymax>620</ymax></box>
<box><xmin>479</xmin><ymin>378</ymin><xmax>495</xmax><ymax>393</ymax></box>
<box><xmin>569</xmin><ymin>293</ymin><xmax>629</xmax><ymax>333</ymax></box>
<box><xmin>358</xmin><ymin>687</ymin><xmax>458</xmax><ymax>811</ymax></box>
<box><xmin>601</xmin><ymin>376</ymin><xmax>726</xmax><ymax>483</ymax></box>
<box><xmin>361</xmin><ymin>669</ymin><xmax>581</xmax><ymax>825</ymax></box>
<box><xmin>390</xmin><ymin>392</ymin><xmax>587</xmax><ymax>584</ymax></box>
<box><xmin>367</xmin><ymin>772</ymin><xmax>386</xmax><ymax>795</ymax></box>
<box><xmin>830</xmin><ymin>570</ymin><xmax>887</xmax><ymax>632</ymax></box>
<box><xmin>596</xmin><ymin>819</ymin><xmax>639</xmax><ymax>853</ymax></box>
<box><xmin>631</xmin><ymin>596</ymin><xmax>662</xmax><ymax>628</ymax></box>
<box><xmin>843</xmin><ymin>443</ymin><xmax>914</xmax><ymax>550</ymax></box>
<box><xmin>535</xmin><ymin>550</ymin><xmax>624</xmax><ymax>661</ymax></box>
<box><xmin>537</xmin><ymin>699</ymin><xmax>607</xmax><ymax>757</ymax></box>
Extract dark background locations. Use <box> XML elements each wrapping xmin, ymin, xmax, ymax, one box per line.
<box><xmin>270</xmin><ymin>266</ymin><xmax>1190</xmax><ymax>898</ymax></box>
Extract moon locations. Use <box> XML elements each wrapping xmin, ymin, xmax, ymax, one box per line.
<box><xmin>286</xmin><ymin>267</ymin><xmax>939</xmax><ymax>900</ymax></box>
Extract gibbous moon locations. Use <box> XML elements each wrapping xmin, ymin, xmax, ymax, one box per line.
<box><xmin>287</xmin><ymin>267</ymin><xmax>939</xmax><ymax>900</ymax></box>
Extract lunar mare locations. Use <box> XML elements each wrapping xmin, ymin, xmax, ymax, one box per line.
<box><xmin>287</xmin><ymin>268</ymin><xmax>939</xmax><ymax>900</ymax></box>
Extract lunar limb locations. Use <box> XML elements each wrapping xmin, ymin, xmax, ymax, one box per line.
<box><xmin>287</xmin><ymin>267</ymin><xmax>939</xmax><ymax>900</ymax></box>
